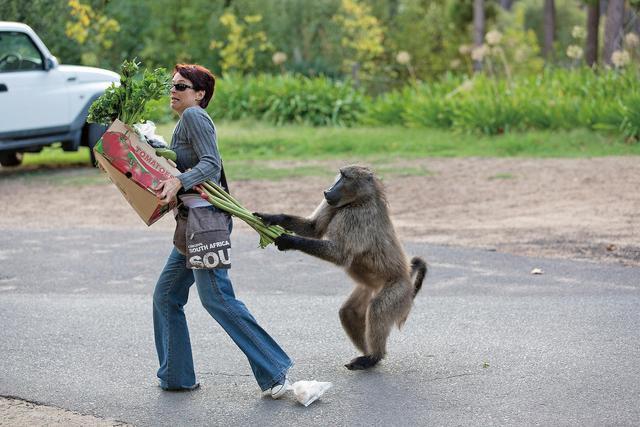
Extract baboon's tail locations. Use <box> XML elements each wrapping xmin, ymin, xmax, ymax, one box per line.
<box><xmin>397</xmin><ymin>257</ymin><xmax>428</xmax><ymax>329</ymax></box>
<box><xmin>410</xmin><ymin>257</ymin><xmax>427</xmax><ymax>298</ymax></box>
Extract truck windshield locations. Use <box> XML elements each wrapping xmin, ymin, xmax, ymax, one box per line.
<box><xmin>0</xmin><ymin>31</ymin><xmax>44</xmax><ymax>73</ymax></box>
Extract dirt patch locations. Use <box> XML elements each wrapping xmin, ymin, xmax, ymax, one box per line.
<box><xmin>0</xmin><ymin>397</ymin><xmax>131</xmax><ymax>426</ymax></box>
<box><xmin>1</xmin><ymin>157</ymin><xmax>639</xmax><ymax>266</ymax></box>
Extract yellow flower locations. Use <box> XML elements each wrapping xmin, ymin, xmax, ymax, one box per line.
<box><xmin>244</xmin><ymin>15</ymin><xmax>262</xmax><ymax>24</ymax></box>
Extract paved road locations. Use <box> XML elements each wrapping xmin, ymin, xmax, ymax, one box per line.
<box><xmin>0</xmin><ymin>228</ymin><xmax>638</xmax><ymax>426</ymax></box>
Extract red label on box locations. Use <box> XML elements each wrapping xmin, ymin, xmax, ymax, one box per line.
<box><xmin>98</xmin><ymin>130</ymin><xmax>174</xmax><ymax>193</ymax></box>
<box><xmin>94</xmin><ymin>119</ymin><xmax>180</xmax><ymax>226</ymax></box>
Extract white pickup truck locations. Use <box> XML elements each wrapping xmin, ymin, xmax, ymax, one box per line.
<box><xmin>0</xmin><ymin>22</ymin><xmax>119</xmax><ymax>167</ymax></box>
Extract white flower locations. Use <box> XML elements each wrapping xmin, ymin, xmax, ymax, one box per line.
<box><xmin>272</xmin><ymin>52</ymin><xmax>287</xmax><ymax>65</ymax></box>
<box><xmin>485</xmin><ymin>30</ymin><xmax>502</xmax><ymax>46</ymax></box>
<box><xmin>396</xmin><ymin>51</ymin><xmax>411</xmax><ymax>65</ymax></box>
<box><xmin>566</xmin><ymin>45</ymin><xmax>583</xmax><ymax>60</ymax></box>
<box><xmin>514</xmin><ymin>48</ymin><xmax>528</xmax><ymax>62</ymax></box>
<box><xmin>449</xmin><ymin>59</ymin><xmax>461</xmax><ymax>69</ymax></box>
<box><xmin>571</xmin><ymin>26</ymin><xmax>586</xmax><ymax>40</ymax></box>
<box><xmin>458</xmin><ymin>79</ymin><xmax>474</xmax><ymax>92</ymax></box>
<box><xmin>611</xmin><ymin>50</ymin><xmax>631</xmax><ymax>68</ymax></box>
<box><xmin>458</xmin><ymin>44</ymin><xmax>472</xmax><ymax>55</ymax></box>
<box><xmin>490</xmin><ymin>46</ymin><xmax>504</xmax><ymax>56</ymax></box>
<box><xmin>471</xmin><ymin>45</ymin><xmax>489</xmax><ymax>61</ymax></box>
<box><xmin>625</xmin><ymin>32</ymin><xmax>640</xmax><ymax>48</ymax></box>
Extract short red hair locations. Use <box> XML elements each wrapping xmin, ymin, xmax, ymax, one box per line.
<box><xmin>173</xmin><ymin>63</ymin><xmax>216</xmax><ymax>108</ymax></box>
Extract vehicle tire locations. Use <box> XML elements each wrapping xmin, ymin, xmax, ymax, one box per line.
<box><xmin>0</xmin><ymin>151</ymin><xmax>23</xmax><ymax>167</ymax></box>
<box><xmin>83</xmin><ymin>122</ymin><xmax>107</xmax><ymax>166</ymax></box>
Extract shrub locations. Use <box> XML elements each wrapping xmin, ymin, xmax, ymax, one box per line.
<box><xmin>211</xmin><ymin>73</ymin><xmax>365</xmax><ymax>126</ymax></box>
<box><xmin>141</xmin><ymin>68</ymin><xmax>639</xmax><ymax>140</ymax></box>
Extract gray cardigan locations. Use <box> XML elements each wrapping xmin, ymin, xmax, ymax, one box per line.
<box><xmin>170</xmin><ymin>106</ymin><xmax>222</xmax><ymax>190</ymax></box>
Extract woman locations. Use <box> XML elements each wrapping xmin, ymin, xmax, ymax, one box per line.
<box><xmin>154</xmin><ymin>64</ymin><xmax>292</xmax><ymax>398</ymax></box>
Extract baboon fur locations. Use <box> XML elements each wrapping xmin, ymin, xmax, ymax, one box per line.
<box><xmin>255</xmin><ymin>165</ymin><xmax>427</xmax><ymax>370</ymax></box>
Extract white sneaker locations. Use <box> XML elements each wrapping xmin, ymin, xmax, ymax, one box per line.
<box><xmin>270</xmin><ymin>378</ymin><xmax>290</xmax><ymax>399</ymax></box>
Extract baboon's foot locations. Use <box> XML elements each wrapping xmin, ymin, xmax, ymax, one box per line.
<box><xmin>345</xmin><ymin>355</ymin><xmax>380</xmax><ymax>370</ymax></box>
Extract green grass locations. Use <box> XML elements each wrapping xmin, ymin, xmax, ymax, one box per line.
<box><xmin>8</xmin><ymin>121</ymin><xmax>640</xmax><ymax>183</ymax></box>
<box><xmin>21</xmin><ymin>143</ymin><xmax>93</xmax><ymax>167</ymax></box>
<box><xmin>223</xmin><ymin>161</ymin><xmax>335</xmax><ymax>181</ymax></box>
<box><xmin>156</xmin><ymin>121</ymin><xmax>640</xmax><ymax>159</ymax></box>
<box><xmin>6</xmin><ymin>167</ymin><xmax>106</xmax><ymax>186</ymax></box>
<box><xmin>488</xmin><ymin>173</ymin><xmax>515</xmax><ymax>180</ymax></box>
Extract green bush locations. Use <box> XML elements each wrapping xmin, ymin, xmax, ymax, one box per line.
<box><xmin>211</xmin><ymin>73</ymin><xmax>366</xmax><ymax>126</ymax></box>
<box><xmin>367</xmin><ymin>68</ymin><xmax>639</xmax><ymax>136</ymax></box>
<box><xmin>361</xmin><ymin>87</ymin><xmax>411</xmax><ymax>126</ymax></box>
<box><xmin>620</xmin><ymin>94</ymin><xmax>640</xmax><ymax>140</ymax></box>
<box><xmin>141</xmin><ymin>68</ymin><xmax>639</xmax><ymax>140</ymax></box>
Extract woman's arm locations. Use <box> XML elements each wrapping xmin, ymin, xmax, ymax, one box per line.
<box><xmin>177</xmin><ymin>107</ymin><xmax>221</xmax><ymax>190</ymax></box>
<box><xmin>157</xmin><ymin>108</ymin><xmax>221</xmax><ymax>205</ymax></box>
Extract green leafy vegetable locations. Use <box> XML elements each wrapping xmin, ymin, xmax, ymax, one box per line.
<box><xmin>152</xmin><ymin>147</ymin><xmax>287</xmax><ymax>248</ymax></box>
<box><xmin>88</xmin><ymin>59</ymin><xmax>170</xmax><ymax>126</ymax></box>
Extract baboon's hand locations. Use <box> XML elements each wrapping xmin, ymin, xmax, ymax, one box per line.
<box><xmin>253</xmin><ymin>212</ymin><xmax>283</xmax><ymax>226</ymax></box>
<box><xmin>274</xmin><ymin>234</ymin><xmax>297</xmax><ymax>251</ymax></box>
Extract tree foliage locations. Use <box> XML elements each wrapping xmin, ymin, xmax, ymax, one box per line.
<box><xmin>1</xmin><ymin>0</ymin><xmax>639</xmax><ymax>90</ymax></box>
<box><xmin>333</xmin><ymin>0</ymin><xmax>385</xmax><ymax>84</ymax></box>
<box><xmin>65</xmin><ymin>0</ymin><xmax>120</xmax><ymax>67</ymax></box>
<box><xmin>210</xmin><ymin>12</ymin><xmax>272</xmax><ymax>74</ymax></box>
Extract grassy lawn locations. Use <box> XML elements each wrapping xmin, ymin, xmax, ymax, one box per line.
<box><xmin>14</xmin><ymin>121</ymin><xmax>640</xmax><ymax>181</ymax></box>
<box><xmin>157</xmin><ymin>121</ymin><xmax>640</xmax><ymax>159</ymax></box>
<box><xmin>21</xmin><ymin>143</ymin><xmax>92</xmax><ymax>167</ymax></box>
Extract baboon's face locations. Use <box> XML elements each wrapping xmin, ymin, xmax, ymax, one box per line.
<box><xmin>324</xmin><ymin>166</ymin><xmax>375</xmax><ymax>207</ymax></box>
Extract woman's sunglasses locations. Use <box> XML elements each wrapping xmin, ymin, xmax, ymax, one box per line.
<box><xmin>171</xmin><ymin>83</ymin><xmax>194</xmax><ymax>92</ymax></box>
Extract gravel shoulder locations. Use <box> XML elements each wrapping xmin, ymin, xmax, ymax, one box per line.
<box><xmin>1</xmin><ymin>156</ymin><xmax>638</xmax><ymax>266</ymax></box>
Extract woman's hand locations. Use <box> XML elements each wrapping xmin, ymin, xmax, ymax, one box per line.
<box><xmin>156</xmin><ymin>177</ymin><xmax>183</xmax><ymax>205</ymax></box>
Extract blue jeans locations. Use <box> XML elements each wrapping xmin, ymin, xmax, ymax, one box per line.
<box><xmin>153</xmin><ymin>247</ymin><xmax>292</xmax><ymax>391</ymax></box>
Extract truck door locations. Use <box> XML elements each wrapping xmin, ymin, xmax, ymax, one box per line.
<box><xmin>0</xmin><ymin>31</ymin><xmax>70</xmax><ymax>134</ymax></box>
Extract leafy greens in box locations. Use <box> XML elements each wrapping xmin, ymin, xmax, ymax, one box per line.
<box><xmin>88</xmin><ymin>59</ymin><xmax>169</xmax><ymax>126</ymax></box>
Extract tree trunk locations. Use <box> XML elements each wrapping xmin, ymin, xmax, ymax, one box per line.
<box><xmin>585</xmin><ymin>0</ymin><xmax>600</xmax><ymax>66</ymax></box>
<box><xmin>603</xmin><ymin>0</ymin><xmax>625</xmax><ymax>65</ymax></box>
<box><xmin>499</xmin><ymin>0</ymin><xmax>514</xmax><ymax>11</ymax></box>
<box><xmin>388</xmin><ymin>0</ymin><xmax>399</xmax><ymax>19</ymax></box>
<box><xmin>473</xmin><ymin>0</ymin><xmax>485</xmax><ymax>72</ymax></box>
<box><xmin>351</xmin><ymin>62</ymin><xmax>361</xmax><ymax>88</ymax></box>
<box><xmin>543</xmin><ymin>0</ymin><xmax>556</xmax><ymax>62</ymax></box>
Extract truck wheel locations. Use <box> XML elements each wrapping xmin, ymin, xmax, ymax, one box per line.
<box><xmin>83</xmin><ymin>123</ymin><xmax>107</xmax><ymax>166</ymax></box>
<box><xmin>0</xmin><ymin>151</ymin><xmax>23</xmax><ymax>167</ymax></box>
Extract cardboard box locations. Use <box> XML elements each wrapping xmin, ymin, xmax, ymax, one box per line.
<box><xmin>93</xmin><ymin>119</ymin><xmax>180</xmax><ymax>226</ymax></box>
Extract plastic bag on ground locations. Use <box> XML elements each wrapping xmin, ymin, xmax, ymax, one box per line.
<box><xmin>290</xmin><ymin>380</ymin><xmax>332</xmax><ymax>407</ymax></box>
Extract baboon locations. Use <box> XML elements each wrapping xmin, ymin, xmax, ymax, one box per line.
<box><xmin>255</xmin><ymin>165</ymin><xmax>427</xmax><ymax>370</ymax></box>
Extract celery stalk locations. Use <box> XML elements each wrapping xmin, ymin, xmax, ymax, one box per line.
<box><xmin>194</xmin><ymin>183</ymin><xmax>287</xmax><ymax>248</ymax></box>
